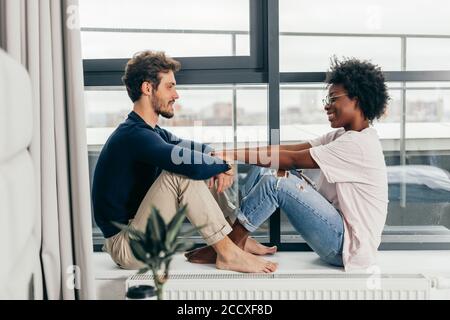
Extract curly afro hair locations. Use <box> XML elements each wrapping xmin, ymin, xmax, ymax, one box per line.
<box><xmin>326</xmin><ymin>57</ymin><xmax>389</xmax><ymax>123</ymax></box>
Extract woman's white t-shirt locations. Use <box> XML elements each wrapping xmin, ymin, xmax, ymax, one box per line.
<box><xmin>308</xmin><ymin>127</ymin><xmax>388</xmax><ymax>271</ymax></box>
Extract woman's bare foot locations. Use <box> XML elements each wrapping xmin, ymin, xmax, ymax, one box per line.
<box><xmin>244</xmin><ymin>237</ymin><xmax>277</xmax><ymax>255</ymax></box>
<box><xmin>215</xmin><ymin>238</ymin><xmax>278</xmax><ymax>273</ymax></box>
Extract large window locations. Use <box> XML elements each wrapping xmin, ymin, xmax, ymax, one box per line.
<box><xmin>279</xmin><ymin>0</ymin><xmax>450</xmax><ymax>249</ymax></box>
<box><xmin>82</xmin><ymin>0</ymin><xmax>450</xmax><ymax>250</ymax></box>
<box><xmin>86</xmin><ymin>84</ymin><xmax>269</xmax><ymax>246</ymax></box>
<box><xmin>79</xmin><ymin>0</ymin><xmax>250</xmax><ymax>59</ymax></box>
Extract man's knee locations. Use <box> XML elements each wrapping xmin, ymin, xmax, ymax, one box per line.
<box><xmin>159</xmin><ymin>170</ymin><xmax>177</xmax><ymax>179</ymax></box>
<box><xmin>158</xmin><ymin>170</ymin><xmax>211</xmax><ymax>200</ymax></box>
<box><xmin>158</xmin><ymin>170</ymin><xmax>192</xmax><ymax>187</ymax></box>
<box><xmin>159</xmin><ymin>170</ymin><xmax>203</xmax><ymax>184</ymax></box>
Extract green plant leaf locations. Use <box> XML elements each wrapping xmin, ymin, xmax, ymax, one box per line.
<box><xmin>130</xmin><ymin>229</ymin><xmax>146</xmax><ymax>241</ymax></box>
<box><xmin>155</xmin><ymin>207</ymin><xmax>168</xmax><ymax>242</ymax></box>
<box><xmin>137</xmin><ymin>267</ymin><xmax>150</xmax><ymax>274</ymax></box>
<box><xmin>111</xmin><ymin>221</ymin><xmax>128</xmax><ymax>231</ymax></box>
<box><xmin>165</xmin><ymin>205</ymin><xmax>188</xmax><ymax>249</ymax></box>
<box><xmin>146</xmin><ymin>207</ymin><xmax>166</xmax><ymax>250</ymax></box>
<box><xmin>129</xmin><ymin>238</ymin><xmax>149</xmax><ymax>263</ymax></box>
<box><xmin>143</xmin><ymin>232</ymin><xmax>159</xmax><ymax>258</ymax></box>
<box><xmin>160</xmin><ymin>256</ymin><xmax>177</xmax><ymax>272</ymax></box>
<box><xmin>111</xmin><ymin>221</ymin><xmax>145</xmax><ymax>241</ymax></box>
<box><xmin>114</xmin><ymin>205</ymin><xmax>208</xmax><ymax>284</ymax></box>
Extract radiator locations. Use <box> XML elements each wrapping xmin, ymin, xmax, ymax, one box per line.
<box><xmin>125</xmin><ymin>272</ymin><xmax>431</xmax><ymax>300</ymax></box>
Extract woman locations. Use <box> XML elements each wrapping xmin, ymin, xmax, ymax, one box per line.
<box><xmin>186</xmin><ymin>58</ymin><xmax>389</xmax><ymax>271</ymax></box>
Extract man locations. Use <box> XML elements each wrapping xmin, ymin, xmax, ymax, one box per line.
<box><xmin>92</xmin><ymin>50</ymin><xmax>277</xmax><ymax>273</ymax></box>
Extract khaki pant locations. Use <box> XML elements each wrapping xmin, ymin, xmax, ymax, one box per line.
<box><xmin>104</xmin><ymin>170</ymin><xmax>236</xmax><ymax>269</ymax></box>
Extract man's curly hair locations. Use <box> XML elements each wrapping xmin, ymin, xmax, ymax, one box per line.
<box><xmin>122</xmin><ymin>50</ymin><xmax>181</xmax><ymax>102</ymax></box>
<box><xmin>326</xmin><ymin>57</ymin><xmax>389</xmax><ymax>123</ymax></box>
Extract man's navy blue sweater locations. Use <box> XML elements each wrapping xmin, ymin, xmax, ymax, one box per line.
<box><xmin>92</xmin><ymin>111</ymin><xmax>231</xmax><ymax>238</ymax></box>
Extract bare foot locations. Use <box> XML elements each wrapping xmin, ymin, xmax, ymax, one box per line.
<box><xmin>185</xmin><ymin>245</ymin><xmax>216</xmax><ymax>264</ymax></box>
<box><xmin>185</xmin><ymin>237</ymin><xmax>277</xmax><ymax>263</ymax></box>
<box><xmin>244</xmin><ymin>237</ymin><xmax>277</xmax><ymax>255</ymax></box>
<box><xmin>216</xmin><ymin>245</ymin><xmax>278</xmax><ymax>273</ymax></box>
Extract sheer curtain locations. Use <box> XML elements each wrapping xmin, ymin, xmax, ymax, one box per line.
<box><xmin>0</xmin><ymin>0</ymin><xmax>95</xmax><ymax>299</ymax></box>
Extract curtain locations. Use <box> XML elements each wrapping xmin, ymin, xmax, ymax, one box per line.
<box><xmin>0</xmin><ymin>0</ymin><xmax>95</xmax><ymax>300</ymax></box>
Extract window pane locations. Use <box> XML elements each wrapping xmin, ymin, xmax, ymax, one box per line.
<box><xmin>81</xmin><ymin>32</ymin><xmax>238</xmax><ymax>59</ymax></box>
<box><xmin>236</xmin><ymin>86</ymin><xmax>268</xmax><ymax>146</ymax></box>
<box><xmin>79</xmin><ymin>0</ymin><xmax>250</xmax><ymax>59</ymax></box>
<box><xmin>406</xmin><ymin>88</ymin><xmax>450</xmax><ymax>123</ymax></box>
<box><xmin>236</xmin><ymin>35</ymin><xmax>251</xmax><ymax>56</ymax></box>
<box><xmin>280</xmin><ymin>0</ymin><xmax>450</xmax><ymax>35</ymax></box>
<box><xmin>87</xmin><ymin>85</ymin><xmax>269</xmax><ymax>245</ymax></box>
<box><xmin>386</xmin><ymin>162</ymin><xmax>450</xmax><ymax>233</ymax></box>
<box><xmin>407</xmin><ymin>39</ymin><xmax>450</xmax><ymax>71</ymax></box>
<box><xmin>385</xmin><ymin>88</ymin><xmax>450</xmax><ymax>240</ymax></box>
<box><xmin>280</xmin><ymin>0</ymin><xmax>450</xmax><ymax>72</ymax></box>
<box><xmin>85</xmin><ymin>85</ymin><xmax>268</xmax><ymax>146</ymax></box>
<box><xmin>280</xmin><ymin>36</ymin><xmax>401</xmax><ymax>72</ymax></box>
<box><xmin>279</xmin><ymin>83</ymin><xmax>450</xmax><ymax>244</ymax></box>
<box><xmin>235</xmin><ymin>86</ymin><xmax>269</xmax><ymax>242</ymax></box>
<box><xmin>279</xmin><ymin>83</ymin><xmax>328</xmax><ymax>242</ymax></box>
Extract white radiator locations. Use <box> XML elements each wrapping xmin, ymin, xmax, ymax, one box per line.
<box><xmin>126</xmin><ymin>272</ymin><xmax>431</xmax><ymax>300</ymax></box>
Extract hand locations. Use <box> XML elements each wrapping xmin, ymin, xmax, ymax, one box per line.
<box><xmin>224</xmin><ymin>164</ymin><xmax>234</xmax><ymax>176</ymax></box>
<box><xmin>208</xmin><ymin>170</ymin><xmax>234</xmax><ymax>193</ymax></box>
<box><xmin>218</xmin><ymin>172</ymin><xmax>234</xmax><ymax>193</ymax></box>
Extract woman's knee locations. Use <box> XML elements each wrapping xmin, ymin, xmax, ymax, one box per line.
<box><xmin>257</xmin><ymin>174</ymin><xmax>278</xmax><ymax>190</ymax></box>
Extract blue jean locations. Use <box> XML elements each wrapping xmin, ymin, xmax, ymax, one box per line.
<box><xmin>236</xmin><ymin>167</ymin><xmax>344</xmax><ymax>267</ymax></box>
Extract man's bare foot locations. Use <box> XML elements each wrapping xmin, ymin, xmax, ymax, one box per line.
<box><xmin>185</xmin><ymin>237</ymin><xmax>277</xmax><ymax>273</ymax></box>
<box><xmin>216</xmin><ymin>244</ymin><xmax>278</xmax><ymax>273</ymax></box>
<box><xmin>244</xmin><ymin>237</ymin><xmax>277</xmax><ymax>255</ymax></box>
<box><xmin>185</xmin><ymin>237</ymin><xmax>277</xmax><ymax>264</ymax></box>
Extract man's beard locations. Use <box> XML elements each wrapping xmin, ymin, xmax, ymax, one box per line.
<box><xmin>151</xmin><ymin>94</ymin><xmax>174</xmax><ymax>119</ymax></box>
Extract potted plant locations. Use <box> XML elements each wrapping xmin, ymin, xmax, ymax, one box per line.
<box><xmin>114</xmin><ymin>205</ymin><xmax>201</xmax><ymax>300</ymax></box>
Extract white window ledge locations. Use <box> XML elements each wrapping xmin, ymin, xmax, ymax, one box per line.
<box><xmin>93</xmin><ymin>251</ymin><xmax>450</xmax><ymax>300</ymax></box>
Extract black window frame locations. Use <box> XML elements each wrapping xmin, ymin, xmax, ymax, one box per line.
<box><xmin>83</xmin><ymin>0</ymin><xmax>266</xmax><ymax>86</ymax></box>
<box><xmin>84</xmin><ymin>0</ymin><xmax>450</xmax><ymax>251</ymax></box>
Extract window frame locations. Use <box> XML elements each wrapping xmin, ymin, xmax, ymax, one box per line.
<box><xmin>84</xmin><ymin>0</ymin><xmax>450</xmax><ymax>251</ymax></box>
<box><xmin>83</xmin><ymin>0</ymin><xmax>266</xmax><ymax>86</ymax></box>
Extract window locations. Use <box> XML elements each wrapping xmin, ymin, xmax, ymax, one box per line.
<box><xmin>279</xmin><ymin>0</ymin><xmax>450</xmax><ymax>249</ymax></box>
<box><xmin>85</xmin><ymin>84</ymin><xmax>270</xmax><ymax>247</ymax></box>
<box><xmin>281</xmin><ymin>36</ymin><xmax>401</xmax><ymax>72</ymax></box>
<box><xmin>79</xmin><ymin>0</ymin><xmax>250</xmax><ymax>59</ymax></box>
<box><xmin>83</xmin><ymin>0</ymin><xmax>450</xmax><ymax>251</ymax></box>
<box><xmin>280</xmin><ymin>0</ymin><xmax>450</xmax><ymax>72</ymax></box>
<box><xmin>80</xmin><ymin>0</ymin><xmax>264</xmax><ymax>89</ymax></box>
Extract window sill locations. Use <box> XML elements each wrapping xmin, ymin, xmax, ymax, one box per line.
<box><xmin>93</xmin><ymin>251</ymin><xmax>450</xmax><ymax>300</ymax></box>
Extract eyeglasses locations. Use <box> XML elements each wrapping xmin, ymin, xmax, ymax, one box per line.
<box><xmin>322</xmin><ymin>93</ymin><xmax>347</xmax><ymax>106</ymax></box>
